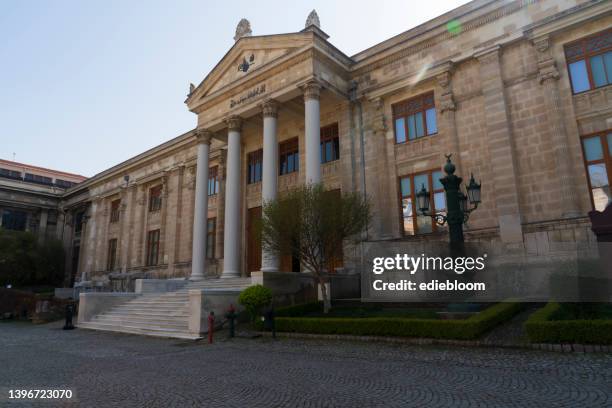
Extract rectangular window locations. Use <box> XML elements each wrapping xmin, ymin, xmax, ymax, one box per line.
<box><xmin>399</xmin><ymin>170</ymin><xmax>446</xmax><ymax>235</ymax></box>
<box><xmin>565</xmin><ymin>29</ymin><xmax>612</xmax><ymax>94</ymax></box>
<box><xmin>107</xmin><ymin>238</ymin><xmax>117</xmax><ymax>271</ymax></box>
<box><xmin>146</xmin><ymin>229</ymin><xmax>160</xmax><ymax>266</ymax></box>
<box><xmin>0</xmin><ymin>168</ymin><xmax>22</xmax><ymax>180</ymax></box>
<box><xmin>280</xmin><ymin>138</ymin><xmax>299</xmax><ymax>175</ymax></box>
<box><xmin>55</xmin><ymin>179</ymin><xmax>76</xmax><ymax>188</ymax></box>
<box><xmin>208</xmin><ymin>166</ymin><xmax>219</xmax><ymax>196</ymax></box>
<box><xmin>1</xmin><ymin>209</ymin><xmax>27</xmax><ymax>231</ymax></box>
<box><xmin>110</xmin><ymin>199</ymin><xmax>121</xmax><ymax>223</ymax></box>
<box><xmin>24</xmin><ymin>173</ymin><xmax>53</xmax><ymax>185</ymax></box>
<box><xmin>392</xmin><ymin>92</ymin><xmax>437</xmax><ymax>144</ymax></box>
<box><xmin>320</xmin><ymin>123</ymin><xmax>340</xmax><ymax>164</ymax></box>
<box><xmin>581</xmin><ymin>132</ymin><xmax>612</xmax><ymax>211</ymax></box>
<box><xmin>206</xmin><ymin>218</ymin><xmax>216</xmax><ymax>259</ymax></box>
<box><xmin>149</xmin><ymin>185</ymin><xmax>162</xmax><ymax>212</ymax></box>
<box><xmin>247</xmin><ymin>149</ymin><xmax>263</xmax><ymax>184</ymax></box>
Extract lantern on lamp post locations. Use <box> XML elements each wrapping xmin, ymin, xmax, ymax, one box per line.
<box><xmin>416</xmin><ymin>154</ymin><xmax>481</xmax><ymax>247</ymax></box>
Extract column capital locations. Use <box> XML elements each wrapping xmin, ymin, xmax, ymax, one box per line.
<box><xmin>302</xmin><ymin>79</ymin><xmax>321</xmax><ymax>101</ymax></box>
<box><xmin>261</xmin><ymin>99</ymin><xmax>278</xmax><ymax>118</ymax></box>
<box><xmin>225</xmin><ymin>115</ymin><xmax>242</xmax><ymax>132</ymax></box>
<box><xmin>474</xmin><ymin>45</ymin><xmax>501</xmax><ymax>64</ymax></box>
<box><xmin>195</xmin><ymin>129</ymin><xmax>214</xmax><ymax>145</ymax></box>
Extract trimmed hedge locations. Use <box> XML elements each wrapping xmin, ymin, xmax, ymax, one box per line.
<box><xmin>275</xmin><ymin>302</ymin><xmax>323</xmax><ymax>317</ymax></box>
<box><xmin>271</xmin><ymin>302</ymin><xmax>523</xmax><ymax>340</ymax></box>
<box><xmin>524</xmin><ymin>302</ymin><xmax>612</xmax><ymax>345</ymax></box>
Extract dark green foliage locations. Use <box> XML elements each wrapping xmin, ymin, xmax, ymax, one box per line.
<box><xmin>270</xmin><ymin>302</ymin><xmax>522</xmax><ymax>340</ymax></box>
<box><xmin>238</xmin><ymin>284</ymin><xmax>273</xmax><ymax>322</ymax></box>
<box><xmin>524</xmin><ymin>302</ymin><xmax>612</xmax><ymax>344</ymax></box>
<box><xmin>0</xmin><ymin>229</ymin><xmax>65</xmax><ymax>288</ymax></box>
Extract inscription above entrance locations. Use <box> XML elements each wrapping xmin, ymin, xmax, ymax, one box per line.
<box><xmin>230</xmin><ymin>84</ymin><xmax>266</xmax><ymax>108</ymax></box>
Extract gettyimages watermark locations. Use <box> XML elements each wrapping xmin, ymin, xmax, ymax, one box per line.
<box><xmin>360</xmin><ymin>241</ymin><xmax>611</xmax><ymax>303</ymax></box>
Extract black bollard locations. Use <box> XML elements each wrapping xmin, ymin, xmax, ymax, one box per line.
<box><xmin>63</xmin><ymin>303</ymin><xmax>75</xmax><ymax>330</ymax></box>
<box><xmin>264</xmin><ymin>306</ymin><xmax>276</xmax><ymax>339</ymax></box>
<box><xmin>225</xmin><ymin>304</ymin><xmax>236</xmax><ymax>338</ymax></box>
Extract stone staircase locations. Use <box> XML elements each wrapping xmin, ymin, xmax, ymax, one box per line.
<box><xmin>78</xmin><ymin>278</ymin><xmax>252</xmax><ymax>340</ymax></box>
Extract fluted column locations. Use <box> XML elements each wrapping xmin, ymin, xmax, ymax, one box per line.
<box><xmin>221</xmin><ymin>116</ymin><xmax>242</xmax><ymax>278</ymax></box>
<box><xmin>303</xmin><ymin>79</ymin><xmax>322</xmax><ymax>184</ymax></box>
<box><xmin>190</xmin><ymin>130</ymin><xmax>213</xmax><ymax>281</ymax></box>
<box><xmin>261</xmin><ymin>99</ymin><xmax>279</xmax><ymax>272</ymax></box>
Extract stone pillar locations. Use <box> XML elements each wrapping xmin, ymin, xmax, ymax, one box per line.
<box><xmin>221</xmin><ymin>116</ymin><xmax>242</xmax><ymax>278</ymax></box>
<box><xmin>303</xmin><ymin>79</ymin><xmax>322</xmax><ymax>184</ymax></box>
<box><xmin>261</xmin><ymin>99</ymin><xmax>279</xmax><ymax>272</ymax></box>
<box><xmin>436</xmin><ymin>66</ymin><xmax>462</xmax><ymax>175</ymax></box>
<box><xmin>38</xmin><ymin>209</ymin><xmax>48</xmax><ymax>242</ymax></box>
<box><xmin>476</xmin><ymin>47</ymin><xmax>523</xmax><ymax>243</ymax></box>
<box><xmin>533</xmin><ymin>36</ymin><xmax>581</xmax><ymax>218</ymax></box>
<box><xmin>190</xmin><ymin>130</ymin><xmax>213</xmax><ymax>281</ymax></box>
<box><xmin>215</xmin><ymin>150</ymin><xmax>227</xmax><ymax>269</ymax></box>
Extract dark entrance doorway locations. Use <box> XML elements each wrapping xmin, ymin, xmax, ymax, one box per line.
<box><xmin>246</xmin><ymin>206</ymin><xmax>262</xmax><ymax>275</ymax></box>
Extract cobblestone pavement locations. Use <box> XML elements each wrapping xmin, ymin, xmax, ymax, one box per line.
<box><xmin>1</xmin><ymin>321</ymin><xmax>611</xmax><ymax>408</ymax></box>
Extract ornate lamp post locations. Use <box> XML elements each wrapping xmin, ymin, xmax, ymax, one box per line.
<box><xmin>416</xmin><ymin>154</ymin><xmax>481</xmax><ymax>246</ymax></box>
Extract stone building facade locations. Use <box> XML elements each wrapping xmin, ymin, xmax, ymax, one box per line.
<box><xmin>48</xmin><ymin>0</ymin><xmax>611</xmax><ymax>288</ymax></box>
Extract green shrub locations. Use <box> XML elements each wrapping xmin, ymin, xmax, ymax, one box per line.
<box><xmin>238</xmin><ymin>285</ymin><xmax>273</xmax><ymax>322</ymax></box>
<box><xmin>524</xmin><ymin>302</ymin><xmax>612</xmax><ymax>344</ymax></box>
<box><xmin>275</xmin><ymin>301</ymin><xmax>323</xmax><ymax>317</ymax></box>
<box><xmin>271</xmin><ymin>302</ymin><xmax>523</xmax><ymax>340</ymax></box>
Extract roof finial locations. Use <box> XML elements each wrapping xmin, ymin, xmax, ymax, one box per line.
<box><xmin>234</xmin><ymin>18</ymin><xmax>252</xmax><ymax>42</ymax></box>
<box><xmin>305</xmin><ymin>9</ymin><xmax>320</xmax><ymax>28</ymax></box>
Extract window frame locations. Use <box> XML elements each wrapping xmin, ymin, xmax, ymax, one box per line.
<box><xmin>206</xmin><ymin>217</ymin><xmax>216</xmax><ymax>259</ymax></box>
<box><xmin>398</xmin><ymin>169</ymin><xmax>446</xmax><ymax>236</ymax></box>
<box><xmin>208</xmin><ymin>166</ymin><xmax>219</xmax><ymax>196</ymax></box>
<box><xmin>564</xmin><ymin>28</ymin><xmax>612</xmax><ymax>94</ymax></box>
<box><xmin>279</xmin><ymin>137</ymin><xmax>300</xmax><ymax>175</ymax></box>
<box><xmin>148</xmin><ymin>185</ymin><xmax>163</xmax><ymax>212</ymax></box>
<box><xmin>109</xmin><ymin>199</ymin><xmax>121</xmax><ymax>223</ymax></box>
<box><xmin>107</xmin><ymin>238</ymin><xmax>117</xmax><ymax>271</ymax></box>
<box><xmin>320</xmin><ymin>123</ymin><xmax>340</xmax><ymax>164</ymax></box>
<box><xmin>247</xmin><ymin>149</ymin><xmax>263</xmax><ymax>184</ymax></box>
<box><xmin>392</xmin><ymin>92</ymin><xmax>437</xmax><ymax>144</ymax></box>
<box><xmin>146</xmin><ymin>229</ymin><xmax>160</xmax><ymax>266</ymax></box>
<box><xmin>580</xmin><ymin>130</ymin><xmax>612</xmax><ymax>211</ymax></box>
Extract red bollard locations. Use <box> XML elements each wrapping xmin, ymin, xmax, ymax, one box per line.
<box><xmin>207</xmin><ymin>311</ymin><xmax>215</xmax><ymax>344</ymax></box>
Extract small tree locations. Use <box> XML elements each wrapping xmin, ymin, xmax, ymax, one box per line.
<box><xmin>238</xmin><ymin>284</ymin><xmax>273</xmax><ymax>322</ymax></box>
<box><xmin>261</xmin><ymin>184</ymin><xmax>370</xmax><ymax>313</ymax></box>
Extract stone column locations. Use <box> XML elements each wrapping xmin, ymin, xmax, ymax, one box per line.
<box><xmin>303</xmin><ymin>79</ymin><xmax>322</xmax><ymax>184</ymax></box>
<box><xmin>476</xmin><ymin>47</ymin><xmax>523</xmax><ymax>243</ymax></box>
<box><xmin>190</xmin><ymin>130</ymin><xmax>213</xmax><ymax>281</ymax></box>
<box><xmin>261</xmin><ymin>99</ymin><xmax>279</xmax><ymax>272</ymax></box>
<box><xmin>221</xmin><ymin>116</ymin><xmax>242</xmax><ymax>278</ymax></box>
<box><xmin>533</xmin><ymin>36</ymin><xmax>580</xmax><ymax>217</ymax></box>
<box><xmin>38</xmin><ymin>209</ymin><xmax>48</xmax><ymax>242</ymax></box>
<box><xmin>215</xmin><ymin>149</ymin><xmax>227</xmax><ymax>269</ymax></box>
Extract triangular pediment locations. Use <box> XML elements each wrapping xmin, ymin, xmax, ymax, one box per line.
<box><xmin>189</xmin><ymin>33</ymin><xmax>314</xmax><ymax>103</ymax></box>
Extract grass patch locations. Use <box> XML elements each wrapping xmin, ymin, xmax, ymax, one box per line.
<box><xmin>524</xmin><ymin>302</ymin><xmax>612</xmax><ymax>344</ymax></box>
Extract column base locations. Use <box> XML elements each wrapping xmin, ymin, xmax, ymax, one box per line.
<box><xmin>189</xmin><ymin>276</ymin><xmax>205</xmax><ymax>282</ymax></box>
<box><xmin>220</xmin><ymin>271</ymin><xmax>241</xmax><ymax>279</ymax></box>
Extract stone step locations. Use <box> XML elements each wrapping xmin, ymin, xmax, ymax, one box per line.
<box><xmin>92</xmin><ymin>316</ymin><xmax>188</xmax><ymax>329</ymax></box>
<box><xmin>98</xmin><ymin>311</ymin><xmax>189</xmax><ymax>320</ymax></box>
<box><xmin>83</xmin><ymin>318</ymin><xmax>189</xmax><ymax>331</ymax></box>
<box><xmin>108</xmin><ymin>308</ymin><xmax>189</xmax><ymax>316</ymax></box>
<box><xmin>78</xmin><ymin>322</ymin><xmax>200</xmax><ymax>340</ymax></box>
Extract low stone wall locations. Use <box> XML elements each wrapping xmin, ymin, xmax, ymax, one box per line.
<box><xmin>187</xmin><ymin>289</ymin><xmax>244</xmax><ymax>335</ymax></box>
<box><xmin>77</xmin><ymin>292</ymin><xmax>139</xmax><ymax>324</ymax></box>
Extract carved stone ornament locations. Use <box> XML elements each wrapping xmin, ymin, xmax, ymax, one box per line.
<box><xmin>234</xmin><ymin>18</ymin><xmax>252</xmax><ymax>42</ymax></box>
<box><xmin>538</xmin><ymin>60</ymin><xmax>560</xmax><ymax>84</ymax></box>
<box><xmin>303</xmin><ymin>79</ymin><xmax>321</xmax><ymax>101</ymax></box>
<box><xmin>262</xmin><ymin>99</ymin><xmax>278</xmax><ymax>118</ymax></box>
<box><xmin>305</xmin><ymin>9</ymin><xmax>320</xmax><ymax>28</ymax></box>
<box><xmin>226</xmin><ymin>116</ymin><xmax>242</xmax><ymax>132</ymax></box>
<box><xmin>189</xmin><ymin>83</ymin><xmax>195</xmax><ymax>94</ymax></box>
<box><xmin>439</xmin><ymin>92</ymin><xmax>456</xmax><ymax>113</ymax></box>
<box><xmin>195</xmin><ymin>129</ymin><xmax>214</xmax><ymax>145</ymax></box>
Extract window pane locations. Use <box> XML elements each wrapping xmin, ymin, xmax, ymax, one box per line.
<box><xmin>417</xmin><ymin>215</ymin><xmax>432</xmax><ymax>233</ymax></box>
<box><xmin>255</xmin><ymin>162</ymin><xmax>261</xmax><ymax>182</ymax></box>
<box><xmin>326</xmin><ymin>141</ymin><xmax>332</xmax><ymax>162</ymax></box>
<box><xmin>605</xmin><ymin>52</ymin><xmax>612</xmax><ymax>85</ymax></box>
<box><xmin>413</xmin><ymin>174</ymin><xmax>429</xmax><ymax>195</ymax></box>
<box><xmin>432</xmin><ymin>171</ymin><xmax>443</xmax><ymax>190</ymax></box>
<box><xmin>395</xmin><ymin>118</ymin><xmax>406</xmax><ymax>143</ymax></box>
<box><xmin>569</xmin><ymin>60</ymin><xmax>590</xmax><ymax>93</ymax></box>
<box><xmin>583</xmin><ymin>136</ymin><xmax>603</xmax><ymax>161</ymax></box>
<box><xmin>320</xmin><ymin>143</ymin><xmax>325</xmax><ymax>163</ymax></box>
<box><xmin>295</xmin><ymin>154</ymin><xmax>299</xmax><ymax>171</ymax></box>
<box><xmin>400</xmin><ymin>177</ymin><xmax>411</xmax><ymax>197</ymax></box>
<box><xmin>415</xmin><ymin>112</ymin><xmax>425</xmax><ymax>137</ymax></box>
<box><xmin>426</xmin><ymin>108</ymin><xmax>437</xmax><ymax>135</ymax></box>
<box><xmin>280</xmin><ymin>157</ymin><xmax>287</xmax><ymax>174</ymax></box>
<box><xmin>588</xmin><ymin>163</ymin><xmax>608</xmax><ymax>188</ymax></box>
<box><xmin>287</xmin><ymin>155</ymin><xmax>294</xmax><ymax>173</ymax></box>
<box><xmin>434</xmin><ymin>192</ymin><xmax>446</xmax><ymax>211</ymax></box>
<box><xmin>590</xmin><ymin>55</ymin><xmax>607</xmax><ymax>87</ymax></box>
<box><xmin>402</xmin><ymin>198</ymin><xmax>415</xmax><ymax>235</ymax></box>
<box><xmin>407</xmin><ymin>115</ymin><xmax>416</xmax><ymax>140</ymax></box>
<box><xmin>608</xmin><ymin>133</ymin><xmax>612</xmax><ymax>156</ymax></box>
<box><xmin>333</xmin><ymin>138</ymin><xmax>340</xmax><ymax>160</ymax></box>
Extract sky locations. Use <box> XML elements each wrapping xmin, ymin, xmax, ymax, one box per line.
<box><xmin>0</xmin><ymin>0</ymin><xmax>469</xmax><ymax>177</ymax></box>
